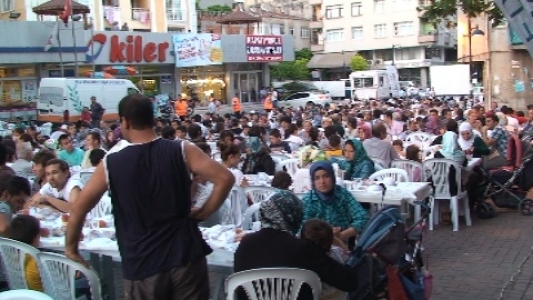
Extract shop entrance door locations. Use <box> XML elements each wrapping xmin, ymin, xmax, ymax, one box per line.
<box><xmin>234</xmin><ymin>72</ymin><xmax>259</xmax><ymax>103</ymax></box>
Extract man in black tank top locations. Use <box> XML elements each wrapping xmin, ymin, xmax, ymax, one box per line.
<box><xmin>65</xmin><ymin>94</ymin><xmax>235</xmax><ymax>300</ymax></box>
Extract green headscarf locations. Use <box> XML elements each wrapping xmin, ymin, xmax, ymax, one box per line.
<box><xmin>344</xmin><ymin>138</ymin><xmax>372</xmax><ymax>179</ymax></box>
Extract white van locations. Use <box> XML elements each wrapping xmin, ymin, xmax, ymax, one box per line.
<box><xmin>349</xmin><ymin>66</ymin><xmax>400</xmax><ymax>100</ymax></box>
<box><xmin>38</xmin><ymin>78</ymin><xmax>140</xmax><ymax>123</ymax></box>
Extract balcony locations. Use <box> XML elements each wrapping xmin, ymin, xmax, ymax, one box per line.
<box><xmin>309</xmin><ymin>0</ymin><xmax>322</xmax><ymax>5</ymax></box>
<box><xmin>418</xmin><ymin>32</ymin><xmax>438</xmax><ymax>44</ymax></box>
<box><xmin>310</xmin><ymin>16</ymin><xmax>322</xmax><ymax>29</ymax></box>
<box><xmin>167</xmin><ymin>8</ymin><xmax>186</xmax><ymax>22</ymax></box>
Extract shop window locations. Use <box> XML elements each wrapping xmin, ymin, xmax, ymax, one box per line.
<box><xmin>17</xmin><ymin>67</ymin><xmax>36</xmax><ymax>77</ymax></box>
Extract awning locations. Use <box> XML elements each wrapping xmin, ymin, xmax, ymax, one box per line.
<box><xmin>307</xmin><ymin>52</ymin><xmax>358</xmax><ymax>69</ymax></box>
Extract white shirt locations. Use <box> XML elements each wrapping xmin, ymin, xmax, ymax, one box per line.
<box><xmin>229</xmin><ymin>168</ymin><xmax>244</xmax><ymax>186</ymax></box>
<box><xmin>39</xmin><ymin>177</ymin><xmax>84</xmax><ymax>202</ymax></box>
<box><xmin>506</xmin><ymin>116</ymin><xmax>520</xmax><ymax>132</ymax></box>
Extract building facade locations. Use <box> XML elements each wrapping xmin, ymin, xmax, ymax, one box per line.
<box><xmin>0</xmin><ymin>0</ymin><xmax>197</xmax><ymax>33</ymax></box>
<box><xmin>307</xmin><ymin>0</ymin><xmax>457</xmax><ymax>86</ymax></box>
<box><xmin>0</xmin><ymin>21</ymin><xmax>294</xmax><ymax>120</ymax></box>
<box><xmin>457</xmin><ymin>12</ymin><xmax>533</xmax><ymax>110</ymax></box>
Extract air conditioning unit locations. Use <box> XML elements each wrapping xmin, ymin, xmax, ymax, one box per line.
<box><xmin>374</xmin><ymin>59</ymin><xmax>383</xmax><ymax>65</ymax></box>
<box><xmin>366</xmin><ymin>60</ymin><xmax>373</xmax><ymax>65</ymax></box>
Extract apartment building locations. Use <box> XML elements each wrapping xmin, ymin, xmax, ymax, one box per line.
<box><xmin>0</xmin><ymin>0</ymin><xmax>201</xmax><ymax>33</ymax></box>
<box><xmin>242</xmin><ymin>0</ymin><xmax>312</xmax><ymax>19</ymax></box>
<box><xmin>199</xmin><ymin>9</ymin><xmax>310</xmax><ymax>50</ymax></box>
<box><xmin>307</xmin><ymin>0</ymin><xmax>457</xmax><ymax>86</ymax></box>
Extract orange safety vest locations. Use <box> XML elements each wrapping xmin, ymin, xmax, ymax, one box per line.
<box><xmin>232</xmin><ymin>97</ymin><xmax>242</xmax><ymax>112</ymax></box>
<box><xmin>263</xmin><ymin>96</ymin><xmax>273</xmax><ymax>110</ymax></box>
<box><xmin>175</xmin><ymin>100</ymin><xmax>188</xmax><ymax>117</ymax></box>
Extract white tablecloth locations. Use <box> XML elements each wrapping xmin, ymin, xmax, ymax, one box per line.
<box><xmin>349</xmin><ymin>182</ymin><xmax>431</xmax><ymax>206</ymax></box>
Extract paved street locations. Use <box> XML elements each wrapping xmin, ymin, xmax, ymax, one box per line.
<box><xmin>426</xmin><ymin>210</ymin><xmax>533</xmax><ymax>300</ymax></box>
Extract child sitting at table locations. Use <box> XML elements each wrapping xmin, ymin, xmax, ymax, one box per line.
<box><xmin>0</xmin><ymin>176</ymin><xmax>31</xmax><ymax>237</ymax></box>
<box><xmin>301</xmin><ymin>219</ymin><xmax>349</xmax><ymax>300</ymax></box>
<box><xmin>392</xmin><ymin>140</ymin><xmax>405</xmax><ymax>159</ymax></box>
<box><xmin>9</xmin><ymin>215</ymin><xmax>43</xmax><ymax>292</ymax></box>
<box><xmin>324</xmin><ymin>135</ymin><xmax>343</xmax><ymax>159</ymax></box>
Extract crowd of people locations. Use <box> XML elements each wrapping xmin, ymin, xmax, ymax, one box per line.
<box><xmin>0</xmin><ymin>94</ymin><xmax>532</xmax><ymax>299</ymax></box>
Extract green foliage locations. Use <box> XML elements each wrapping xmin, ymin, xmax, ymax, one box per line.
<box><xmin>350</xmin><ymin>54</ymin><xmax>369</xmax><ymax>71</ymax></box>
<box><xmin>295</xmin><ymin>48</ymin><xmax>313</xmax><ymax>60</ymax></box>
<box><xmin>270</xmin><ymin>49</ymin><xmax>313</xmax><ymax>81</ymax></box>
<box><xmin>270</xmin><ymin>59</ymin><xmax>311</xmax><ymax>81</ymax></box>
<box><xmin>67</xmin><ymin>84</ymin><xmax>82</xmax><ymax>113</ymax></box>
<box><xmin>281</xmin><ymin>81</ymin><xmax>318</xmax><ymax>92</ymax></box>
<box><xmin>418</xmin><ymin>0</ymin><xmax>504</xmax><ymax>29</ymax></box>
<box><xmin>206</xmin><ymin>4</ymin><xmax>232</xmax><ymax>12</ymax></box>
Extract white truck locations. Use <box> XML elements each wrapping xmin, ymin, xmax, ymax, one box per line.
<box><xmin>38</xmin><ymin>78</ymin><xmax>140</xmax><ymax>123</ymax></box>
<box><xmin>349</xmin><ymin>66</ymin><xmax>401</xmax><ymax>100</ymax></box>
<box><xmin>429</xmin><ymin>65</ymin><xmax>471</xmax><ymax>96</ymax></box>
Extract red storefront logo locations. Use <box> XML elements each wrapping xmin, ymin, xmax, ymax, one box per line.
<box><xmin>110</xmin><ymin>35</ymin><xmax>169</xmax><ymax>63</ymax></box>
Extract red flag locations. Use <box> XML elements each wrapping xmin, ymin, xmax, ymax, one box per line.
<box><xmin>59</xmin><ymin>0</ymin><xmax>72</xmax><ymax>26</ymax></box>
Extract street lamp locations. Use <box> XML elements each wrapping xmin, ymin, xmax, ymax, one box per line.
<box><xmin>392</xmin><ymin>44</ymin><xmax>401</xmax><ymax>66</ymax></box>
<box><xmin>467</xmin><ymin>18</ymin><xmax>485</xmax><ymax>108</ymax></box>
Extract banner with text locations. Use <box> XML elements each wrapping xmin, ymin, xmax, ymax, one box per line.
<box><xmin>173</xmin><ymin>33</ymin><xmax>223</xmax><ymax>67</ymax></box>
<box><xmin>245</xmin><ymin>35</ymin><xmax>283</xmax><ymax>62</ymax></box>
<box><xmin>493</xmin><ymin>0</ymin><xmax>533</xmax><ymax>57</ymax></box>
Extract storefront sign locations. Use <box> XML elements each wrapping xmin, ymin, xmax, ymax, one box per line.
<box><xmin>86</xmin><ymin>32</ymin><xmax>173</xmax><ymax>65</ymax></box>
<box><xmin>173</xmin><ymin>34</ymin><xmax>223</xmax><ymax>67</ymax></box>
<box><xmin>245</xmin><ymin>35</ymin><xmax>283</xmax><ymax>62</ymax></box>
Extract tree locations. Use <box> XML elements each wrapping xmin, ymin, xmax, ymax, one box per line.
<box><xmin>206</xmin><ymin>4</ymin><xmax>232</xmax><ymax>12</ymax></box>
<box><xmin>418</xmin><ymin>0</ymin><xmax>504</xmax><ymax>29</ymax></box>
<box><xmin>350</xmin><ymin>54</ymin><xmax>369</xmax><ymax>71</ymax></box>
<box><xmin>295</xmin><ymin>48</ymin><xmax>313</xmax><ymax>61</ymax></box>
<box><xmin>270</xmin><ymin>59</ymin><xmax>311</xmax><ymax>81</ymax></box>
<box><xmin>270</xmin><ymin>49</ymin><xmax>313</xmax><ymax>81</ymax></box>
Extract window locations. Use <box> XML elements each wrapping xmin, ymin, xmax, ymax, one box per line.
<box><xmin>280</xmin><ymin>24</ymin><xmax>285</xmax><ymax>34</ymax></box>
<box><xmin>289</xmin><ymin>27</ymin><xmax>295</xmax><ymax>35</ymax></box>
<box><xmin>394</xmin><ymin>21</ymin><xmax>414</xmax><ymax>36</ymax></box>
<box><xmin>354</xmin><ymin>77</ymin><xmax>374</xmax><ymax>88</ymax></box>
<box><xmin>326</xmin><ymin>29</ymin><xmax>344</xmax><ymax>42</ymax></box>
<box><xmin>393</xmin><ymin>0</ymin><xmax>411</xmax><ymax>11</ymax></box>
<box><xmin>396</xmin><ymin>48</ymin><xmax>419</xmax><ymax>60</ymax></box>
<box><xmin>374</xmin><ymin>24</ymin><xmax>387</xmax><ymax>38</ymax></box>
<box><xmin>301</xmin><ymin>27</ymin><xmax>310</xmax><ymax>38</ymax></box>
<box><xmin>1</xmin><ymin>0</ymin><xmax>13</xmax><ymax>12</ymax></box>
<box><xmin>425</xmin><ymin>48</ymin><xmax>441</xmax><ymax>59</ymax></box>
<box><xmin>351</xmin><ymin>26</ymin><xmax>363</xmax><ymax>39</ymax></box>
<box><xmin>373</xmin><ymin>0</ymin><xmax>385</xmax><ymax>13</ymax></box>
<box><xmin>351</xmin><ymin>2</ymin><xmax>362</xmax><ymax>16</ymax></box>
<box><xmin>325</xmin><ymin>4</ymin><xmax>343</xmax><ymax>19</ymax></box>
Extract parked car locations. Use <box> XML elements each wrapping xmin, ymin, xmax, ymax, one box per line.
<box><xmin>280</xmin><ymin>91</ymin><xmax>332</xmax><ymax>109</ymax></box>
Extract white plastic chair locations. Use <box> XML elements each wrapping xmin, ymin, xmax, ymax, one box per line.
<box><xmin>0</xmin><ymin>289</ymin><xmax>53</xmax><ymax>300</ymax></box>
<box><xmin>225</xmin><ymin>268</ymin><xmax>322</xmax><ymax>300</ymax></box>
<box><xmin>87</xmin><ymin>195</ymin><xmax>112</xmax><ymax>219</ymax></box>
<box><xmin>212</xmin><ymin>151</ymin><xmax>222</xmax><ymax>162</ymax></box>
<box><xmin>241</xmin><ymin>202</ymin><xmax>262</xmax><ymax>231</ymax></box>
<box><xmin>243</xmin><ymin>186</ymin><xmax>277</xmax><ymax>204</ymax></box>
<box><xmin>38</xmin><ymin>252</ymin><xmax>102</xmax><ymax>300</ymax></box>
<box><xmin>79</xmin><ymin>171</ymin><xmax>93</xmax><ymax>185</ymax></box>
<box><xmin>371</xmin><ymin>158</ymin><xmax>387</xmax><ymax>170</ymax></box>
<box><xmin>423</xmin><ymin>158</ymin><xmax>471</xmax><ymax>232</ymax></box>
<box><xmin>278</xmin><ymin>159</ymin><xmax>299</xmax><ymax>177</ymax></box>
<box><xmin>391</xmin><ymin>160</ymin><xmax>424</xmax><ymax>182</ymax></box>
<box><xmin>369</xmin><ymin>168</ymin><xmax>409</xmax><ymax>182</ymax></box>
<box><xmin>0</xmin><ymin>238</ymin><xmax>41</xmax><ymax>290</ymax></box>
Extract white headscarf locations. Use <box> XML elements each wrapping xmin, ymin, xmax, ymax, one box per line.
<box><xmin>439</xmin><ymin>131</ymin><xmax>465</xmax><ymax>163</ymax></box>
<box><xmin>458</xmin><ymin>122</ymin><xmax>475</xmax><ymax>150</ymax></box>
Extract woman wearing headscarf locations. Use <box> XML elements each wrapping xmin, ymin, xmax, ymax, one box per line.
<box><xmin>241</xmin><ymin>136</ymin><xmax>275</xmax><ymax>175</ymax></box>
<box><xmin>302</xmin><ymin>161</ymin><xmax>369</xmax><ymax>248</ymax></box>
<box><xmin>234</xmin><ymin>190</ymin><xmax>363</xmax><ymax>299</ymax></box>
<box><xmin>330</xmin><ymin>138</ymin><xmax>375</xmax><ymax>180</ymax></box>
<box><xmin>458</xmin><ymin>122</ymin><xmax>490</xmax><ymax>158</ymax></box>
<box><xmin>357</xmin><ymin>121</ymin><xmax>372</xmax><ymax>141</ymax></box>
<box><xmin>434</xmin><ymin>120</ymin><xmax>466</xmax><ymax>196</ymax></box>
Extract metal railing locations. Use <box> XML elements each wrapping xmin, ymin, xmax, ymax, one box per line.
<box><xmin>166</xmin><ymin>8</ymin><xmax>185</xmax><ymax>21</ymax></box>
<box><xmin>131</xmin><ymin>8</ymin><xmax>150</xmax><ymax>21</ymax></box>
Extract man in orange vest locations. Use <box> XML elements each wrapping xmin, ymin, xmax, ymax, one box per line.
<box><xmin>232</xmin><ymin>93</ymin><xmax>242</xmax><ymax>118</ymax></box>
<box><xmin>263</xmin><ymin>92</ymin><xmax>273</xmax><ymax>113</ymax></box>
<box><xmin>174</xmin><ymin>96</ymin><xmax>188</xmax><ymax>121</ymax></box>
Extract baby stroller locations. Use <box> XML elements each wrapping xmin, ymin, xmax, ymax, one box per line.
<box><xmin>474</xmin><ymin>133</ymin><xmax>533</xmax><ymax>218</ymax></box>
<box><xmin>347</xmin><ymin>200</ymin><xmax>433</xmax><ymax>300</ymax></box>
